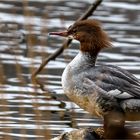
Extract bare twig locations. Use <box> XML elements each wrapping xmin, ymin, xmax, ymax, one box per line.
<box><xmin>31</xmin><ymin>0</ymin><xmax>103</xmax><ymax>92</ymax></box>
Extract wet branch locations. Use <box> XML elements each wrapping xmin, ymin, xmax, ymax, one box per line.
<box><xmin>31</xmin><ymin>0</ymin><xmax>103</xmax><ymax>92</ymax></box>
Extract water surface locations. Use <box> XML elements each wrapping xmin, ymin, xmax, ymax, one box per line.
<box><xmin>0</xmin><ymin>0</ymin><xmax>140</xmax><ymax>139</ymax></box>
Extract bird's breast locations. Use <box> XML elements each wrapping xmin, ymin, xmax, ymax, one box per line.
<box><xmin>61</xmin><ymin>65</ymin><xmax>103</xmax><ymax>117</ymax></box>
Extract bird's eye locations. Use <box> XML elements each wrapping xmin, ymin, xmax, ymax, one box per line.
<box><xmin>73</xmin><ymin>28</ymin><xmax>77</xmax><ymax>33</ymax></box>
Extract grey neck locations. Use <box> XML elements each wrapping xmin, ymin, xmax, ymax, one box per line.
<box><xmin>69</xmin><ymin>51</ymin><xmax>97</xmax><ymax>71</ymax></box>
<box><xmin>81</xmin><ymin>51</ymin><xmax>97</xmax><ymax>65</ymax></box>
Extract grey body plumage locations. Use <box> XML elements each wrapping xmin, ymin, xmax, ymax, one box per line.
<box><xmin>62</xmin><ymin>52</ymin><xmax>140</xmax><ymax>120</ymax></box>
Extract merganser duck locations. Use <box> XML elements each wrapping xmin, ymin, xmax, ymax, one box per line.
<box><xmin>49</xmin><ymin>19</ymin><xmax>140</xmax><ymax>138</ymax></box>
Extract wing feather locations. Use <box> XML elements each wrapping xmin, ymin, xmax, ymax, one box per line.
<box><xmin>84</xmin><ymin>65</ymin><xmax>140</xmax><ymax>99</ymax></box>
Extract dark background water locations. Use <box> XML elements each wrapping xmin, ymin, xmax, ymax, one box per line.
<box><xmin>0</xmin><ymin>0</ymin><xmax>140</xmax><ymax>139</ymax></box>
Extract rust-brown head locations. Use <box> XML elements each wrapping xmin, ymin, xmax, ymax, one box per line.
<box><xmin>49</xmin><ymin>19</ymin><xmax>112</xmax><ymax>54</ymax></box>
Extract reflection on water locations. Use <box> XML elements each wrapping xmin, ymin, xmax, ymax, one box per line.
<box><xmin>0</xmin><ymin>0</ymin><xmax>140</xmax><ymax>139</ymax></box>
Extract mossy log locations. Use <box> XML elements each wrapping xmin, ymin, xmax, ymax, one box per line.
<box><xmin>51</xmin><ymin>127</ymin><xmax>140</xmax><ymax>140</ymax></box>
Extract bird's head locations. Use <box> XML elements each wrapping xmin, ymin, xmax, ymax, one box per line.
<box><xmin>49</xmin><ymin>19</ymin><xmax>112</xmax><ymax>53</ymax></box>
